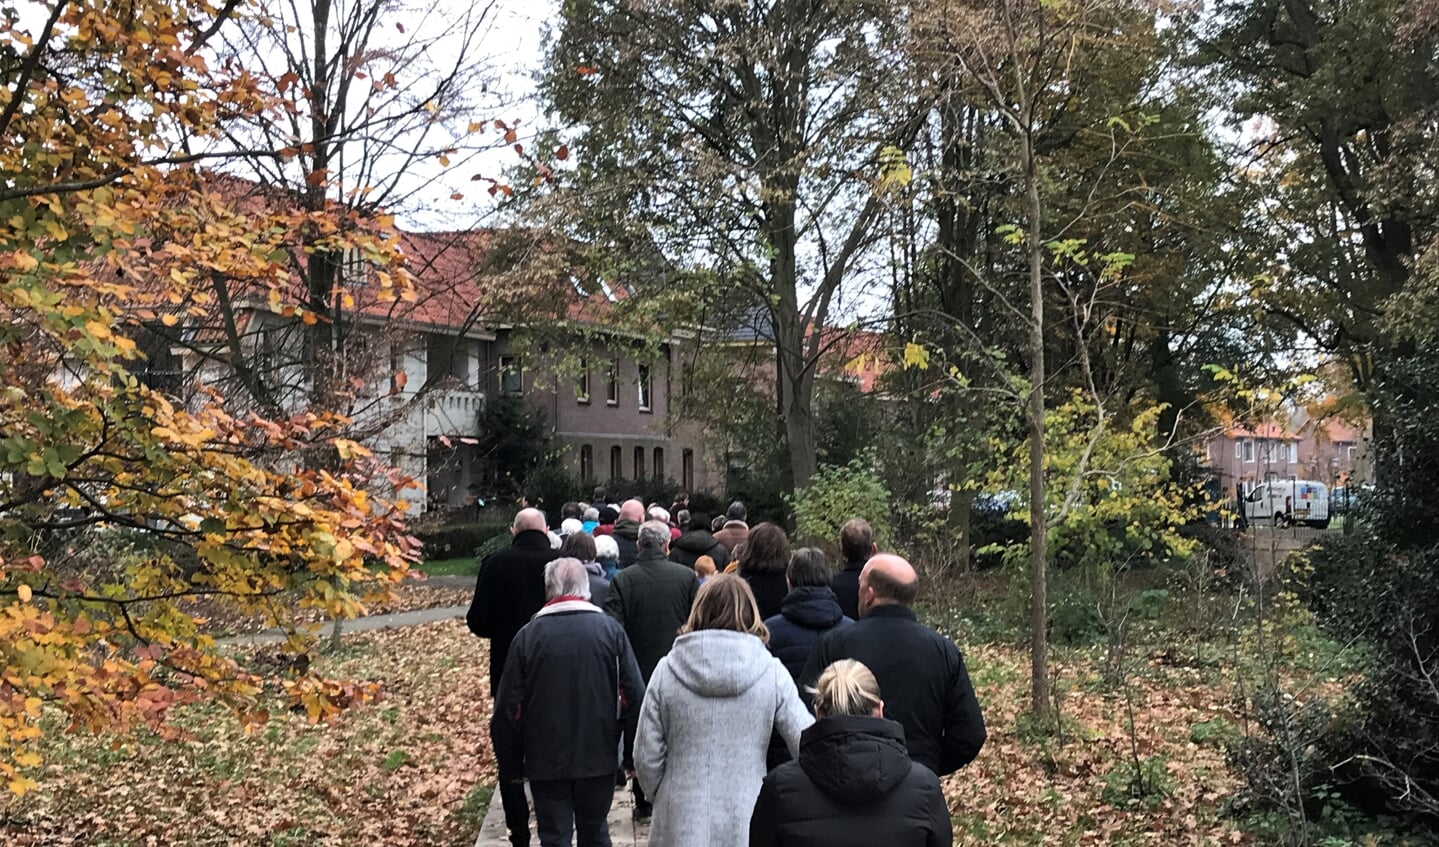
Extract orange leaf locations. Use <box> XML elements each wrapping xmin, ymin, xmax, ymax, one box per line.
<box><xmin>556</xmin><ymin>144</ymin><xmax>569</xmax><ymax>160</ymax></box>
<box><xmin>16</xmin><ymin>584</ymin><xmax>31</xmax><ymax>602</ymax></box>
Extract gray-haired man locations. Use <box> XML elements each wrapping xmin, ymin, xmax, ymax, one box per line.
<box><xmin>603</xmin><ymin>520</ymin><xmax>698</xmax><ymax>818</ymax></box>
<box><xmin>494</xmin><ymin>558</ymin><xmax>645</xmax><ymax>847</ymax></box>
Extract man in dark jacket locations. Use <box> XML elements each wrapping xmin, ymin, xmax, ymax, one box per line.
<box><xmin>750</xmin><ymin>659</ymin><xmax>951</xmax><ymax>847</ymax></box>
<box><xmin>603</xmin><ymin>519</ymin><xmax>698</xmax><ymax>818</ymax></box>
<box><xmin>610</xmin><ymin>499</ymin><xmax>644</xmax><ymax>568</ymax></box>
<box><xmin>466</xmin><ymin>508</ymin><xmax>561</xmax><ymax>847</ymax></box>
<box><xmin>494</xmin><ymin>558</ymin><xmax>645</xmax><ymax>847</ymax></box>
<box><xmin>831</xmin><ymin>518</ymin><xmax>877</xmax><ymax>621</ymax></box>
<box><xmin>800</xmin><ymin>554</ymin><xmax>986</xmax><ymax>777</ymax></box>
<box><xmin>668</xmin><ymin>511</ymin><xmax>729</xmax><ymax>570</ymax></box>
<box><xmin>764</xmin><ymin>548</ymin><xmax>852</xmax><ymax>684</ymax></box>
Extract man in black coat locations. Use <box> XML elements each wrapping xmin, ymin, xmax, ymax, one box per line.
<box><xmin>830</xmin><ymin>518</ymin><xmax>877</xmax><ymax>621</ymax></box>
<box><xmin>610</xmin><ymin>499</ymin><xmax>645</xmax><ymax>568</ymax></box>
<box><xmin>603</xmin><ymin>519</ymin><xmax>698</xmax><ymax>819</ymax></box>
<box><xmin>668</xmin><ymin>511</ymin><xmax>729</xmax><ymax>570</ymax></box>
<box><xmin>494</xmin><ymin>558</ymin><xmax>645</xmax><ymax>847</ymax></box>
<box><xmin>800</xmin><ymin>554</ymin><xmax>986</xmax><ymax>777</ymax></box>
<box><xmin>466</xmin><ymin>507</ymin><xmax>561</xmax><ymax>847</ymax></box>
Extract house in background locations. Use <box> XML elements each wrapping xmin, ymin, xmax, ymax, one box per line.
<box><xmin>153</xmin><ymin>220</ymin><xmax>717</xmax><ymax>515</ymax></box>
<box><xmin>1205</xmin><ymin>415</ymin><xmax>1371</xmax><ymax>497</ymax></box>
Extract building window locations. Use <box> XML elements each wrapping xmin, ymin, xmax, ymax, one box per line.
<box><xmin>634</xmin><ymin>446</ymin><xmax>645</xmax><ymax>479</ymax></box>
<box><xmin>682</xmin><ymin>449</ymin><xmax>694</xmax><ymax>491</ymax></box>
<box><xmin>500</xmin><ymin>355</ymin><xmax>522</xmax><ymax>396</ymax></box>
<box><xmin>1347</xmin><ymin>445</ymin><xmax>1357</xmax><ymax>460</ymax></box>
<box><xmin>580</xmin><ymin>445</ymin><xmax>593</xmax><ymax>483</ymax></box>
<box><xmin>653</xmin><ymin>447</ymin><xmax>665</xmax><ymax>480</ymax></box>
<box><xmin>637</xmin><ymin>364</ymin><xmax>652</xmax><ymax>412</ymax></box>
<box><xmin>1242</xmin><ymin>439</ymin><xmax>1254</xmax><ymax>463</ymax></box>
<box><xmin>1259</xmin><ymin>440</ymin><xmax>1273</xmax><ymax>463</ymax></box>
<box><xmin>1288</xmin><ymin>441</ymin><xmax>1298</xmax><ymax>463</ymax></box>
<box><xmin>576</xmin><ymin>358</ymin><xmax>591</xmax><ymax>404</ymax></box>
<box><xmin>610</xmin><ymin>445</ymin><xmax>623</xmax><ymax>480</ymax></box>
<box><xmin>606</xmin><ymin>358</ymin><xmax>620</xmax><ymax>405</ymax></box>
<box><xmin>1234</xmin><ymin>441</ymin><xmax>1241</xmax><ymax>459</ymax></box>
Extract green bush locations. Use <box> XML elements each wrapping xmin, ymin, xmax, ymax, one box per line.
<box><xmin>474</xmin><ymin>530</ymin><xmax>511</xmax><ymax>563</ymax></box>
<box><xmin>413</xmin><ymin>521</ymin><xmax>510</xmax><ymax>559</ymax></box>
<box><xmin>1101</xmin><ymin>755</ymin><xmax>1175</xmax><ymax>808</ymax></box>
<box><xmin>786</xmin><ymin>453</ymin><xmax>892</xmax><ymax>552</ymax></box>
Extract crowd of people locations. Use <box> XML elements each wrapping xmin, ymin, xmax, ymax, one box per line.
<box><xmin>468</xmin><ymin>492</ymin><xmax>986</xmax><ymax>847</ymax></box>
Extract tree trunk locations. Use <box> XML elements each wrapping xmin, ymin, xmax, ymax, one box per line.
<box><xmin>1021</xmin><ymin>127</ymin><xmax>1051</xmax><ymax>721</ymax></box>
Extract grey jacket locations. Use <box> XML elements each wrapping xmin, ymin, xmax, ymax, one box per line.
<box><xmin>635</xmin><ymin>629</ymin><xmax>813</xmax><ymax>847</ymax></box>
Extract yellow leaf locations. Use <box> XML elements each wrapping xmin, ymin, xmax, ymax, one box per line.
<box><xmin>161</xmin><ymin>314</ymin><xmax>179</xmax><ymax>327</ymax></box>
<box><xmin>17</xmin><ymin>584</ymin><xmax>32</xmax><ymax>602</ymax></box>
<box><xmin>8</xmin><ymin>776</ymin><xmax>38</xmax><ymax>796</ymax></box>
<box><xmin>902</xmin><ymin>342</ymin><xmax>930</xmax><ymax>370</ymax></box>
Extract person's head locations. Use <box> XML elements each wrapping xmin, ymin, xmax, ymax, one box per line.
<box><xmin>839</xmin><ymin>518</ymin><xmax>878</xmax><ymax>563</ymax></box>
<box><xmin>583</xmin><ymin>506</ymin><xmax>600</xmax><ymax>523</ymax></box>
<box><xmin>687</xmin><ymin>511</ymin><xmax>710</xmax><ymax>533</ymax></box>
<box><xmin>561</xmin><ymin>530</ymin><xmax>597</xmax><ymax>562</ymax></box>
<box><xmin>858</xmin><ymin>554</ymin><xmax>919</xmax><ymax>617</ymax></box>
<box><xmin>694</xmin><ymin>555</ymin><xmax>717</xmax><ymax>578</ymax></box>
<box><xmin>711</xmin><ymin>515</ymin><xmax>726</xmax><ymax>532</ymax></box>
<box><xmin>638</xmin><ymin>520</ymin><xmax>671</xmax><ymax>552</ymax></box>
<box><xmin>598</xmin><ymin>505</ymin><xmax>619</xmax><ymax>525</ymax></box>
<box><xmin>512</xmin><ymin>507</ymin><xmax>547</xmax><ymax>535</ymax></box>
<box><xmin>560</xmin><ymin>517</ymin><xmax>584</xmax><ymax>537</ymax></box>
<box><xmin>619</xmin><ymin>498</ymin><xmax>645</xmax><ymax>523</ymax></box>
<box><xmin>679</xmin><ymin>573</ymin><xmax>768</xmax><ymax>642</ymax></box>
<box><xmin>592</xmin><ymin>486</ymin><xmax>607</xmax><ymax>503</ymax></box>
<box><xmin>649</xmin><ymin>506</ymin><xmax>671</xmax><ymax>525</ymax></box>
<box><xmin>544</xmin><ymin>557</ymin><xmax>591</xmax><ymax>601</ymax></box>
<box><xmin>676</xmin><ymin>509</ymin><xmax>692</xmax><ymax>530</ymax></box>
<box><xmin>739</xmin><ymin>522</ymin><xmax>789</xmax><ymax>574</ymax></box>
<box><xmin>786</xmin><ymin>547</ymin><xmax>832</xmax><ymax>589</ymax></box>
<box><xmin>561</xmin><ymin>501</ymin><xmax>583</xmax><ymax>520</ymax></box>
<box><xmin>594</xmin><ymin>534</ymin><xmax>620</xmax><ymax>564</ymax></box>
<box><xmin>812</xmin><ymin>659</ymin><xmax>883</xmax><ymax>719</ymax></box>
<box><xmin>726</xmin><ymin>501</ymin><xmax>747</xmax><ymax>522</ymax></box>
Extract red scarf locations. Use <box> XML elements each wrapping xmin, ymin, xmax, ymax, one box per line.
<box><xmin>545</xmin><ymin>595</ymin><xmax>588</xmax><ymax>606</ymax></box>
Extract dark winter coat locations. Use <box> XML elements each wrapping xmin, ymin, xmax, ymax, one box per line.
<box><xmin>749</xmin><ymin>714</ymin><xmax>952</xmax><ymax>847</ymax></box>
<box><xmin>611</xmin><ymin>519</ymin><xmax>641</xmax><ymax>568</ymax></box>
<box><xmin>492</xmin><ymin>601</ymin><xmax>645</xmax><ymax>782</ymax></box>
<box><xmin>800</xmin><ymin>605</ymin><xmax>986</xmax><ymax>777</ymax></box>
<box><xmin>764</xmin><ymin>587</ymin><xmax>853</xmax><ymax>684</ymax></box>
<box><xmin>741</xmin><ymin>567</ymin><xmax>790</xmax><ymax>621</ymax></box>
<box><xmin>604</xmin><ymin>547</ymin><xmax>699</xmax><ymax>681</ymax></box>
<box><xmin>465</xmin><ymin>530</ymin><xmax>560</xmax><ymax>695</ymax></box>
<box><xmin>669</xmin><ymin>529</ymin><xmax>729</xmax><ymax>570</ymax></box>
<box><xmin>581</xmin><ymin>560</ymin><xmax>609</xmax><ymax>608</ymax></box>
<box><xmin>830</xmin><ymin>558</ymin><xmax>866</xmax><ymax>621</ymax></box>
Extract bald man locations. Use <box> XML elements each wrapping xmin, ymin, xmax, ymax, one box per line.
<box><xmin>467</xmin><ymin>508</ymin><xmax>563</xmax><ymax>846</ymax></box>
<box><xmin>611</xmin><ymin>498</ymin><xmax>646</xmax><ymax>568</ymax></box>
<box><xmin>800</xmin><ymin>554</ymin><xmax>986</xmax><ymax>777</ymax></box>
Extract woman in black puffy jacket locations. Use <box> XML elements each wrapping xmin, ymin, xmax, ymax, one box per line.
<box><xmin>748</xmin><ymin>659</ymin><xmax>953</xmax><ymax>847</ymax></box>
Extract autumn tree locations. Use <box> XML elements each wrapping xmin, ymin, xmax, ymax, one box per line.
<box><xmin>537</xmin><ymin>0</ymin><xmax>920</xmax><ymax>491</ymax></box>
<box><xmin>0</xmin><ymin>0</ymin><xmax>420</xmax><ymax>790</ymax></box>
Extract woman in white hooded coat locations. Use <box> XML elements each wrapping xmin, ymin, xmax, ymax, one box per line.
<box><xmin>634</xmin><ymin>573</ymin><xmax>813</xmax><ymax>847</ymax></box>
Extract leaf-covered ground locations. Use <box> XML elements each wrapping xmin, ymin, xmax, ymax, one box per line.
<box><xmin>4</xmin><ymin>621</ymin><xmax>495</xmax><ymax>846</ymax></box>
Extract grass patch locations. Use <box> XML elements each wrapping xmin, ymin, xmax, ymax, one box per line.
<box><xmin>417</xmin><ymin>557</ymin><xmax>478</xmax><ymax>577</ymax></box>
<box><xmin>380</xmin><ymin>749</ymin><xmax>411</xmax><ymax>771</ymax></box>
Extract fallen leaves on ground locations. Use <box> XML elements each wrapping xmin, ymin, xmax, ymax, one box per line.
<box><xmin>3</xmin><ymin>620</ymin><xmax>494</xmax><ymax>847</ymax></box>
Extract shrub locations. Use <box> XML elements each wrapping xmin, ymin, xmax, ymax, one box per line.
<box><xmin>412</xmin><ymin>521</ymin><xmax>511</xmax><ymax>560</ymax></box>
<box><xmin>786</xmin><ymin>453</ymin><xmax>892</xmax><ymax>552</ymax></box>
<box><xmin>1101</xmin><ymin>755</ymin><xmax>1175</xmax><ymax>808</ymax></box>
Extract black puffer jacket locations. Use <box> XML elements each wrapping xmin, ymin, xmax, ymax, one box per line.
<box><xmin>668</xmin><ymin>529</ymin><xmax>728</xmax><ymax>570</ymax></box>
<box><xmin>741</xmin><ymin>568</ymin><xmax>790</xmax><ymax>620</ymax></box>
<box><xmin>764</xmin><ymin>587</ymin><xmax>852</xmax><ymax>684</ymax></box>
<box><xmin>749</xmin><ymin>714</ymin><xmax>952</xmax><ymax>847</ymax></box>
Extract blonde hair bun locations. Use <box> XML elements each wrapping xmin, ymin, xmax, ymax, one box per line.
<box><xmin>812</xmin><ymin>659</ymin><xmax>881</xmax><ymax>718</ymax></box>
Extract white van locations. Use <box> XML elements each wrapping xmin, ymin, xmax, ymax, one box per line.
<box><xmin>1242</xmin><ymin>479</ymin><xmax>1330</xmax><ymax>529</ymax></box>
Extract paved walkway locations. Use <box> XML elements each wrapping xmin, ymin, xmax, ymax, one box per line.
<box><xmin>474</xmin><ymin>782</ymin><xmax>650</xmax><ymax>847</ymax></box>
<box><xmin>219</xmin><ymin>605</ymin><xmax>468</xmax><ymax>646</ymax></box>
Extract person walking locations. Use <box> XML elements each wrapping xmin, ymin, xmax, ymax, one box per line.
<box><xmin>668</xmin><ymin>511</ymin><xmax>729</xmax><ymax>570</ymax></box>
<box><xmin>593</xmin><ymin>534</ymin><xmax>620</xmax><ymax>579</ymax></box>
<box><xmin>735</xmin><ymin>523</ymin><xmax>791</xmax><ymax>620</ymax></box>
<box><xmin>748</xmin><ymin>659</ymin><xmax>952</xmax><ymax>847</ymax></box>
<box><xmin>466</xmin><ymin>507</ymin><xmax>562</xmax><ymax>847</ymax></box>
<box><xmin>764</xmin><ymin>548</ymin><xmax>852</xmax><ymax>684</ymax></box>
<box><xmin>494</xmin><ymin>559</ymin><xmax>646</xmax><ymax>847</ymax></box>
<box><xmin>713</xmin><ymin>501</ymin><xmax>750</xmax><ymax>553</ymax></box>
<box><xmin>634</xmin><ymin>575</ymin><xmax>813</xmax><ymax>847</ymax></box>
<box><xmin>831</xmin><ymin>518</ymin><xmax>877</xmax><ymax>621</ymax></box>
<box><xmin>603</xmin><ymin>520</ymin><xmax>700</xmax><ymax>819</ymax></box>
<box><xmin>800</xmin><ymin>555</ymin><xmax>986</xmax><ymax>778</ymax></box>
<box><xmin>560</xmin><ymin>531</ymin><xmax>608</xmax><ymax>608</ymax></box>
<box><xmin>611</xmin><ymin>499</ymin><xmax>645</xmax><ymax>568</ymax></box>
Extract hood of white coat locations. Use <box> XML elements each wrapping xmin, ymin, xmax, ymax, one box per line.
<box><xmin>664</xmin><ymin>630</ymin><xmax>774</xmax><ymax>697</ymax></box>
